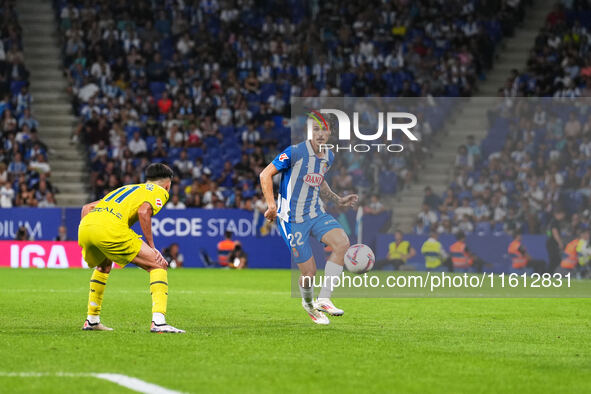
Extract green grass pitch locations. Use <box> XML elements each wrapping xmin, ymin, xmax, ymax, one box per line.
<box><xmin>0</xmin><ymin>268</ymin><xmax>590</xmax><ymax>393</ymax></box>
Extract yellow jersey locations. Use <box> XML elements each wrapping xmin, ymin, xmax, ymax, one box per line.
<box><xmin>421</xmin><ymin>238</ymin><xmax>443</xmax><ymax>269</ymax></box>
<box><xmin>388</xmin><ymin>240</ymin><xmax>410</xmax><ymax>261</ymax></box>
<box><xmin>83</xmin><ymin>182</ymin><xmax>169</xmax><ymax>228</ymax></box>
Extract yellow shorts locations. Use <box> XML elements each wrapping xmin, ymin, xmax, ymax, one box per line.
<box><xmin>78</xmin><ymin>223</ymin><xmax>143</xmax><ymax>268</ymax></box>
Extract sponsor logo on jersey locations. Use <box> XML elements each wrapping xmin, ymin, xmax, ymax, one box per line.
<box><xmin>278</xmin><ymin>153</ymin><xmax>289</xmax><ymax>162</ymax></box>
<box><xmin>303</xmin><ymin>173</ymin><xmax>323</xmax><ymax>187</ymax></box>
<box><xmin>155</xmin><ymin>198</ymin><xmax>163</xmax><ymax>207</ymax></box>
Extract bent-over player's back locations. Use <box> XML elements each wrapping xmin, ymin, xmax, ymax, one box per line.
<box><xmin>82</xmin><ymin>182</ymin><xmax>169</xmax><ymax>228</ymax></box>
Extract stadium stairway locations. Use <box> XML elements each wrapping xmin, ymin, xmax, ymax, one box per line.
<box><xmin>390</xmin><ymin>0</ymin><xmax>554</xmax><ymax>232</ymax></box>
<box><xmin>16</xmin><ymin>0</ymin><xmax>89</xmax><ymax>206</ymax></box>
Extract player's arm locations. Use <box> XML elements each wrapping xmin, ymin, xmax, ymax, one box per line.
<box><xmin>319</xmin><ymin>181</ymin><xmax>358</xmax><ymax>207</ymax></box>
<box><xmin>81</xmin><ymin>200</ymin><xmax>100</xmax><ymax>220</ymax></box>
<box><xmin>259</xmin><ymin>162</ymin><xmax>279</xmax><ymax>221</ymax></box>
<box><xmin>138</xmin><ymin>202</ymin><xmax>156</xmax><ymax>248</ymax></box>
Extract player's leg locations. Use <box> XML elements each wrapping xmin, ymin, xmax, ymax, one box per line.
<box><xmin>83</xmin><ymin>260</ymin><xmax>114</xmax><ymax>331</ymax></box>
<box><xmin>78</xmin><ymin>226</ymin><xmax>114</xmax><ymax>332</ymax></box>
<box><xmin>316</xmin><ymin>223</ymin><xmax>350</xmax><ymax>316</ymax></box>
<box><xmin>131</xmin><ymin>242</ymin><xmax>185</xmax><ymax>333</ymax></box>
<box><xmin>298</xmin><ymin>257</ymin><xmax>329</xmax><ymax>325</ymax></box>
<box><xmin>277</xmin><ymin>217</ymin><xmax>329</xmax><ymax>325</ymax></box>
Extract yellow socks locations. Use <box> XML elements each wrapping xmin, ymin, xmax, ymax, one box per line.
<box><xmin>150</xmin><ymin>269</ymin><xmax>168</xmax><ymax>319</ymax></box>
<box><xmin>87</xmin><ymin>269</ymin><xmax>109</xmax><ymax>320</ymax></box>
<box><xmin>86</xmin><ymin>268</ymin><xmax>169</xmax><ymax>325</ymax></box>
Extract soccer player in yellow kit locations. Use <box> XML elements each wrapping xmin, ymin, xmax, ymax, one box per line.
<box><xmin>78</xmin><ymin>163</ymin><xmax>184</xmax><ymax>333</ymax></box>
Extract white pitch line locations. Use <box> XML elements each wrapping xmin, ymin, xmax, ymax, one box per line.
<box><xmin>95</xmin><ymin>373</ymin><xmax>183</xmax><ymax>394</ymax></box>
<box><xmin>0</xmin><ymin>372</ymin><xmax>184</xmax><ymax>394</ymax></box>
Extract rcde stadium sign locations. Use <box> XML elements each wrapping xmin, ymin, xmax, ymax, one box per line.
<box><xmin>151</xmin><ymin>216</ymin><xmax>280</xmax><ymax>238</ymax></box>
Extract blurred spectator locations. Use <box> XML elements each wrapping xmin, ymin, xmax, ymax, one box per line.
<box><xmin>38</xmin><ymin>192</ymin><xmax>56</xmax><ymax>207</ymax></box>
<box><xmin>423</xmin><ymin>186</ymin><xmax>441</xmax><ymax>211</ymax></box>
<box><xmin>173</xmin><ymin>150</ymin><xmax>193</xmax><ymax>179</ymax></box>
<box><xmin>128</xmin><ymin>132</ymin><xmax>147</xmax><ymax>156</ymax></box>
<box><xmin>55</xmin><ymin>225</ymin><xmax>68</xmax><ymax>241</ymax></box>
<box><xmin>15</xmin><ymin>225</ymin><xmax>29</xmax><ymax>241</ymax></box>
<box><xmin>473</xmin><ymin>198</ymin><xmax>491</xmax><ymax>223</ymax></box>
<box><xmin>163</xmin><ymin>243</ymin><xmax>184</xmax><ymax>269</ymax></box>
<box><xmin>377</xmin><ymin>230</ymin><xmax>416</xmax><ymax>270</ymax></box>
<box><xmin>217</xmin><ymin>230</ymin><xmax>236</xmax><ymax>267</ymax></box>
<box><xmin>228</xmin><ymin>241</ymin><xmax>248</xmax><ymax>269</ymax></box>
<box><xmin>455</xmin><ymin>145</ymin><xmax>474</xmax><ymax>169</ymax></box>
<box><xmin>421</xmin><ymin>231</ymin><xmax>448</xmax><ymax>271</ymax></box>
<box><xmin>417</xmin><ymin>203</ymin><xmax>438</xmax><ymax>229</ymax></box>
<box><xmin>28</xmin><ymin>154</ymin><xmax>51</xmax><ymax>175</ymax></box>
<box><xmin>166</xmin><ymin>194</ymin><xmax>186</xmax><ymax>209</ymax></box>
<box><xmin>448</xmin><ymin>231</ymin><xmax>484</xmax><ymax>272</ymax></box>
<box><xmin>364</xmin><ymin>194</ymin><xmax>385</xmax><ymax>215</ymax></box>
<box><xmin>455</xmin><ymin>198</ymin><xmax>474</xmax><ymax>221</ymax></box>
<box><xmin>546</xmin><ymin>209</ymin><xmax>568</xmax><ymax>273</ymax></box>
<box><xmin>465</xmin><ymin>135</ymin><xmax>480</xmax><ymax>161</ymax></box>
<box><xmin>0</xmin><ymin>181</ymin><xmax>14</xmax><ymax>207</ymax></box>
<box><xmin>508</xmin><ymin>232</ymin><xmax>545</xmax><ymax>274</ymax></box>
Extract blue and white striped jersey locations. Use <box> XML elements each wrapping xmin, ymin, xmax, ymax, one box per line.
<box><xmin>272</xmin><ymin>140</ymin><xmax>335</xmax><ymax>223</ymax></box>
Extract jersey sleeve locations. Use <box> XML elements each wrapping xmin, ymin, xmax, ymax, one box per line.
<box><xmin>145</xmin><ymin>184</ymin><xmax>169</xmax><ymax>216</ymax></box>
<box><xmin>271</xmin><ymin>146</ymin><xmax>291</xmax><ymax>172</ymax></box>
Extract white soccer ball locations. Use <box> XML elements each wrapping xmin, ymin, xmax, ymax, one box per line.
<box><xmin>344</xmin><ymin>244</ymin><xmax>375</xmax><ymax>274</ymax></box>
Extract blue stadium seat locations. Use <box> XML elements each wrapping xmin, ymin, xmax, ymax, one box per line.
<box><xmin>149</xmin><ymin>82</ymin><xmax>167</xmax><ymax>98</ymax></box>
<box><xmin>145</xmin><ymin>136</ymin><xmax>156</xmax><ymax>151</ymax></box>
<box><xmin>10</xmin><ymin>81</ymin><xmax>26</xmax><ymax>96</ymax></box>
<box><xmin>493</xmin><ymin>222</ymin><xmax>505</xmax><ymax>236</ymax></box>
<box><xmin>219</xmin><ymin>126</ymin><xmax>235</xmax><ymax>137</ymax></box>
<box><xmin>186</xmin><ymin>147</ymin><xmax>203</xmax><ymax>159</ymax></box>
<box><xmin>168</xmin><ymin>147</ymin><xmax>182</xmax><ymax>161</ymax></box>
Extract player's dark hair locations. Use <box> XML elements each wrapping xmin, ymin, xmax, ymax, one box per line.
<box><xmin>145</xmin><ymin>163</ymin><xmax>173</xmax><ymax>181</ymax></box>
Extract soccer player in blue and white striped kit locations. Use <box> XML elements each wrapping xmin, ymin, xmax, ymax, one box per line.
<box><xmin>260</xmin><ymin>120</ymin><xmax>358</xmax><ymax>325</ymax></box>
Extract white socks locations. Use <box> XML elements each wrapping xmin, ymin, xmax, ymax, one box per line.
<box><xmin>152</xmin><ymin>312</ymin><xmax>166</xmax><ymax>325</ymax></box>
<box><xmin>87</xmin><ymin>315</ymin><xmax>100</xmax><ymax>324</ymax></box>
<box><xmin>299</xmin><ymin>283</ymin><xmax>314</xmax><ymax>306</ymax></box>
<box><xmin>318</xmin><ymin>261</ymin><xmax>343</xmax><ymax>299</ymax></box>
<box><xmin>88</xmin><ymin>313</ymin><xmax>167</xmax><ymax>324</ymax></box>
<box><xmin>299</xmin><ymin>261</ymin><xmax>344</xmax><ymax>304</ymax></box>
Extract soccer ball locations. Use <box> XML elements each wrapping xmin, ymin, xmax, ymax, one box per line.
<box><xmin>344</xmin><ymin>244</ymin><xmax>375</xmax><ymax>274</ymax></box>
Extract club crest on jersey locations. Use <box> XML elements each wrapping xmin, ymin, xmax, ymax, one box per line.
<box><xmin>303</xmin><ymin>173</ymin><xmax>323</xmax><ymax>187</ymax></box>
<box><xmin>278</xmin><ymin>153</ymin><xmax>289</xmax><ymax>162</ymax></box>
<box><xmin>320</xmin><ymin>162</ymin><xmax>329</xmax><ymax>175</ymax></box>
<box><xmin>155</xmin><ymin>198</ymin><xmax>163</xmax><ymax>207</ymax></box>
<box><xmin>146</xmin><ymin>183</ymin><xmax>154</xmax><ymax>191</ymax></box>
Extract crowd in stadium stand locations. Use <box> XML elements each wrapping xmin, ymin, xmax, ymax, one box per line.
<box><xmin>53</xmin><ymin>0</ymin><xmax>522</xmax><ymax>211</ymax></box>
<box><xmin>413</xmin><ymin>1</ymin><xmax>591</xmax><ymax>237</ymax></box>
<box><xmin>501</xmin><ymin>1</ymin><xmax>591</xmax><ymax>98</ymax></box>
<box><xmin>0</xmin><ymin>1</ymin><xmax>57</xmax><ymax>208</ymax></box>
<box><xmin>415</xmin><ymin>97</ymin><xmax>591</xmax><ymax>238</ymax></box>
